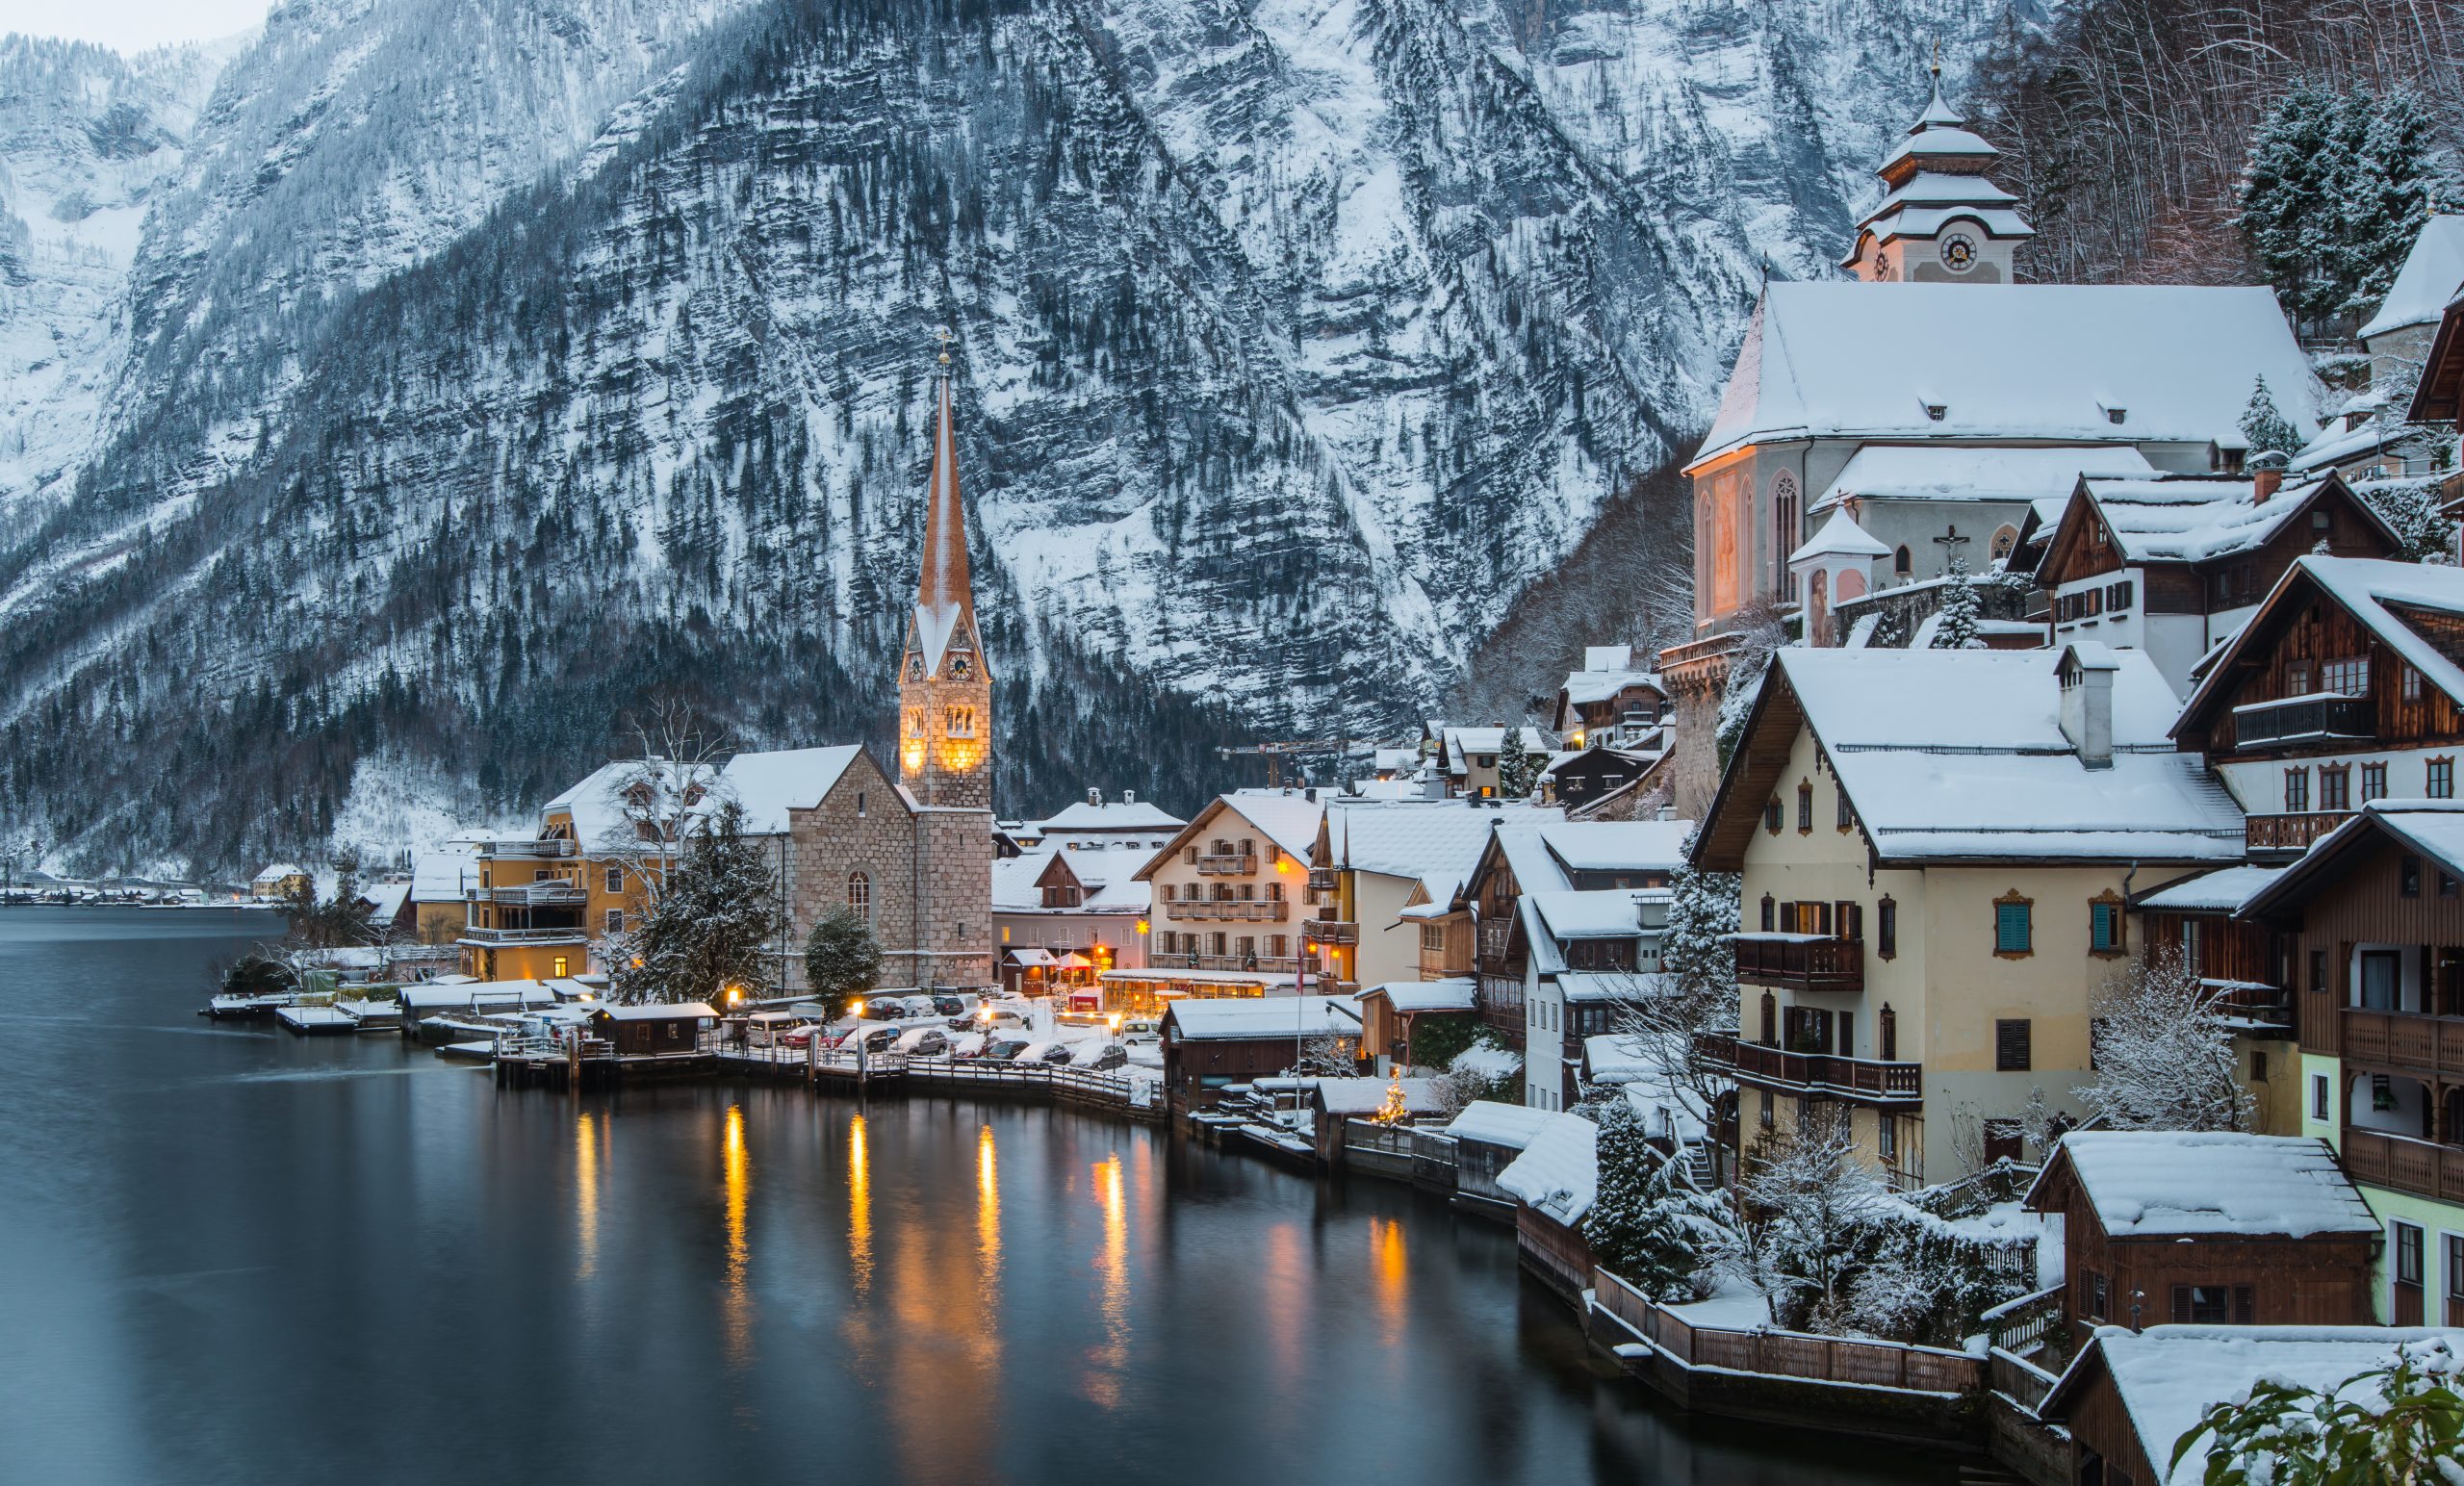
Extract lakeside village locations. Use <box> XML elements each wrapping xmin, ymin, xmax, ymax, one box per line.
<box><xmin>176</xmin><ymin>90</ymin><xmax>2464</xmax><ymax>1480</ymax></box>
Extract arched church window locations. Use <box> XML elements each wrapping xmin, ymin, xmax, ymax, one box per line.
<box><xmin>1990</xmin><ymin>525</ymin><xmax>2018</xmax><ymax>562</ymax></box>
<box><xmin>1893</xmin><ymin>545</ymin><xmax>1912</xmax><ymax>578</ymax></box>
<box><xmin>848</xmin><ymin>871</ymin><xmax>871</xmax><ymax>924</ymax></box>
<box><xmin>1773</xmin><ymin>472</ymin><xmax>1799</xmax><ymax>602</ymax></box>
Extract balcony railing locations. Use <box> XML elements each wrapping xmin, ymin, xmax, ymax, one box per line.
<box><xmin>1304</xmin><ymin>918</ymin><xmax>1359</xmax><ymax>947</ymax></box>
<box><xmin>1161</xmin><ymin>900</ymin><xmax>1289</xmax><ymax>922</ymax></box>
<box><xmin>2246</xmin><ymin>811</ymin><xmax>2353</xmax><ymax>853</ymax></box>
<box><xmin>1144</xmin><ymin>952</ymin><xmax>1328</xmax><ymax>983</ymax></box>
<box><xmin>2232</xmin><ymin>694</ymin><xmax>2374</xmax><ymax>748</ymax></box>
<box><xmin>1306</xmin><ymin>868</ymin><xmax>1338</xmax><ymax>893</ymax></box>
<box><xmin>1733</xmin><ymin>934</ymin><xmax>1864</xmax><ymax>994</ymax></box>
<box><xmin>1699</xmin><ymin>1034</ymin><xmax>1921</xmax><ymax>1105</ymax></box>
<box><xmin>1477</xmin><ymin>920</ymin><xmax>1513</xmax><ymax>960</ymax></box>
<box><xmin>460</xmin><ymin>926</ymin><xmax>590</xmax><ymax>945</ymax></box>
<box><xmin>2204</xmin><ymin>980</ymin><xmax>2293</xmax><ymax>1030</ymax></box>
<box><xmin>483</xmin><ymin>838</ymin><xmax>578</xmax><ymax>859</ymax></box>
<box><xmin>2341</xmin><ymin>1007</ymin><xmax>2464</xmax><ymax>1078</ymax></box>
<box><xmin>2342</xmin><ymin>1125</ymin><xmax>2464</xmax><ymax>1203</ymax></box>
<box><xmin>1194</xmin><ymin>854</ymin><xmax>1256</xmax><ymax>876</ymax></box>
<box><xmin>486</xmin><ymin>882</ymin><xmax>589</xmax><ymax>907</ymax></box>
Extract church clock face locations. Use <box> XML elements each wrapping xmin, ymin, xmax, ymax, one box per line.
<box><xmin>948</xmin><ymin>653</ymin><xmax>973</xmax><ymax>679</ymax></box>
<box><xmin>907</xmin><ymin>653</ymin><xmax>926</xmax><ymax>681</ymax></box>
<box><xmin>1938</xmin><ymin>232</ymin><xmax>1978</xmax><ymax>272</ymax></box>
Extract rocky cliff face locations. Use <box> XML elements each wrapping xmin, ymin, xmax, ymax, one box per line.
<box><xmin>0</xmin><ymin>0</ymin><xmax>2026</xmax><ymax>874</ymax></box>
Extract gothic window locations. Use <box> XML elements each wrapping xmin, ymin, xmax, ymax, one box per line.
<box><xmin>848</xmin><ymin>871</ymin><xmax>872</xmax><ymax>924</ymax></box>
<box><xmin>1989</xmin><ymin>525</ymin><xmax>2017</xmax><ymax>562</ymax></box>
<box><xmin>904</xmin><ymin>707</ymin><xmax>925</xmax><ymax>739</ymax></box>
<box><xmin>945</xmin><ymin>705</ymin><xmax>976</xmax><ymax>739</ymax></box>
<box><xmin>1893</xmin><ymin>545</ymin><xmax>1912</xmax><ymax>578</ymax></box>
<box><xmin>1773</xmin><ymin>471</ymin><xmax>1799</xmax><ymax>602</ymax></box>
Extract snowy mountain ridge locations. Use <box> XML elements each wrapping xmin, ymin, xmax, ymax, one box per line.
<box><xmin>0</xmin><ymin>0</ymin><xmax>2038</xmax><ymax>874</ymax></box>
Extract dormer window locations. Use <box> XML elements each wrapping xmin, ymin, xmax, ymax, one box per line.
<box><xmin>1924</xmin><ymin>404</ymin><xmax>1947</xmax><ymax>422</ymax></box>
<box><xmin>2105</xmin><ymin>407</ymin><xmax>2127</xmax><ymax>425</ymax></box>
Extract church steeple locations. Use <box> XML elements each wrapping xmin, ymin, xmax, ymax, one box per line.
<box><xmin>898</xmin><ymin>345</ymin><xmax>992</xmax><ymax>807</ymax></box>
<box><xmin>1843</xmin><ymin>53</ymin><xmax>2033</xmax><ymax>283</ymax></box>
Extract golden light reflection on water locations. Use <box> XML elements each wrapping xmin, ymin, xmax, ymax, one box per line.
<box><xmin>575</xmin><ymin>1110</ymin><xmax>602</xmax><ymax>1280</ymax></box>
<box><xmin>976</xmin><ymin>1123</ymin><xmax>1002</xmax><ymax>1286</ymax></box>
<box><xmin>1264</xmin><ymin>1220</ymin><xmax>1305</xmax><ymax>1385</ymax></box>
<box><xmin>847</xmin><ymin>1113</ymin><xmax>873</xmax><ymax>1297</ymax></box>
<box><xmin>722</xmin><ymin>1102</ymin><xmax>752</xmax><ymax>1370</ymax></box>
<box><xmin>1370</xmin><ymin>1215</ymin><xmax>1408</xmax><ymax>1346</ymax></box>
<box><xmin>1086</xmin><ymin>1152</ymin><xmax>1130</xmax><ymax>1409</ymax></box>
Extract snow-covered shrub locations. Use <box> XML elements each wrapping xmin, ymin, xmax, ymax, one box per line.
<box><xmin>1585</xmin><ymin>1099</ymin><xmax>1734</xmax><ymax>1301</ymax></box>
<box><xmin>2077</xmin><ymin>950</ymin><xmax>2255</xmax><ymax>1133</ymax></box>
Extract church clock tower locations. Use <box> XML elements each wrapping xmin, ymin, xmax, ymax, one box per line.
<box><xmin>898</xmin><ymin>354</ymin><xmax>993</xmax><ymax>810</ymax></box>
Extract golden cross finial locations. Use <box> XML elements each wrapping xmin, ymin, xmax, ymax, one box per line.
<box><xmin>1930</xmin><ymin>38</ymin><xmax>1940</xmax><ymax>78</ymax></box>
<box><xmin>936</xmin><ymin>325</ymin><xmax>954</xmax><ymax>367</ymax></box>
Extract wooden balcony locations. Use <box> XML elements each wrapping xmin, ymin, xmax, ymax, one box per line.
<box><xmin>1306</xmin><ymin>867</ymin><xmax>1338</xmax><ymax>893</ymax></box>
<box><xmin>2339</xmin><ymin>1007</ymin><xmax>2464</xmax><ymax>1078</ymax></box>
<box><xmin>2246</xmin><ymin>811</ymin><xmax>2352</xmax><ymax>854</ymax></box>
<box><xmin>1477</xmin><ymin>920</ymin><xmax>1513</xmax><ymax>961</ymax></box>
<box><xmin>1161</xmin><ymin>900</ymin><xmax>1289</xmax><ymax>922</ymax></box>
<box><xmin>1733</xmin><ymin>934</ymin><xmax>1863</xmax><ymax>994</ymax></box>
<box><xmin>2205</xmin><ymin>980</ymin><xmax>2293</xmax><ymax>1031</ymax></box>
<box><xmin>1303</xmin><ymin>917</ymin><xmax>1359</xmax><ymax>947</ymax></box>
<box><xmin>1144</xmin><ymin>952</ymin><xmax>1324</xmax><ymax>983</ymax></box>
<box><xmin>2341</xmin><ymin>1125</ymin><xmax>2464</xmax><ymax>1203</ymax></box>
<box><xmin>2232</xmin><ymin>693</ymin><xmax>2374</xmax><ymax>749</ymax></box>
<box><xmin>1698</xmin><ymin>1034</ymin><xmax>1921</xmax><ymax>1106</ymax></box>
<box><xmin>460</xmin><ymin>925</ymin><xmax>589</xmax><ymax>945</ymax></box>
<box><xmin>483</xmin><ymin>838</ymin><xmax>578</xmax><ymax>860</ymax></box>
<box><xmin>1194</xmin><ymin>854</ymin><xmax>1256</xmax><ymax>876</ymax></box>
<box><xmin>486</xmin><ymin>882</ymin><xmax>588</xmax><ymax>907</ymax></box>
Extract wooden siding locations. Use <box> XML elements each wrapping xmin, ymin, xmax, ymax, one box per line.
<box><xmin>2059</xmin><ymin>1366</ymin><xmax>2161</xmax><ymax>1486</ymax></box>
<box><xmin>2033</xmin><ymin>1159</ymin><xmax>2374</xmax><ymax>1339</ymax></box>
<box><xmin>2143</xmin><ymin>910</ymin><xmax>2277</xmax><ymax>987</ymax></box>
<box><xmin>2193</xmin><ymin>583</ymin><xmax>2464</xmax><ymax>757</ymax></box>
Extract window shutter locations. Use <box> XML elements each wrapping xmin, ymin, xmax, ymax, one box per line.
<box><xmin>1996</xmin><ymin>1018</ymin><xmax>2033</xmax><ymax>1072</ymax></box>
<box><xmin>2171</xmin><ymin>1287</ymin><xmax>2192</xmax><ymax>1325</ymax></box>
<box><xmin>1778</xmin><ymin>902</ymin><xmax>1796</xmax><ymax>934</ymax></box>
<box><xmin>2232</xmin><ymin>1286</ymin><xmax>2255</xmax><ymax>1324</ymax></box>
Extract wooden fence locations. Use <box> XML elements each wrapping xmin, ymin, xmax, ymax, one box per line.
<box><xmin>1989</xmin><ymin>1347</ymin><xmax>2060</xmax><ymax>1414</ymax></box>
<box><xmin>1590</xmin><ymin>1268</ymin><xmax>1986</xmax><ymax>1396</ymax></box>
<box><xmin>1981</xmin><ymin>1284</ymin><xmax>2063</xmax><ymax>1357</ymax></box>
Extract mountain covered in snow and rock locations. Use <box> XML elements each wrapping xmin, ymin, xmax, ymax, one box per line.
<box><xmin>0</xmin><ymin>0</ymin><xmax>2034</xmax><ymax>875</ymax></box>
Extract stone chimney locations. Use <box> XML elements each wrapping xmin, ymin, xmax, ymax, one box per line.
<box><xmin>2057</xmin><ymin>643</ymin><xmax>2118</xmax><ymax>770</ymax></box>
<box><xmin>2250</xmin><ymin>449</ymin><xmax>2287</xmax><ymax>505</ymax></box>
<box><xmin>1122</xmin><ymin>789</ymin><xmax>1137</xmax><ymax>805</ymax></box>
<box><xmin>1087</xmin><ymin>787</ymin><xmax>1101</xmax><ymax>807</ymax></box>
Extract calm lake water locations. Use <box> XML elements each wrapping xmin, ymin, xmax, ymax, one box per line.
<box><xmin>0</xmin><ymin>908</ymin><xmax>1947</xmax><ymax>1486</ymax></box>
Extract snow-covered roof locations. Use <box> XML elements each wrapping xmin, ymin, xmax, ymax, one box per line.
<box><xmin>2049</xmin><ymin>1327</ymin><xmax>2458</xmax><ymax>1486</ymax></box>
<box><xmin>595</xmin><ymin>1001</ymin><xmax>720</xmax><ymax>1021</ymax></box>
<box><xmin>1810</xmin><ymin>443</ymin><xmax>2158</xmax><ymax>516</ymax></box>
<box><xmin>1161</xmin><ymin>995</ymin><xmax>1360</xmax><ymax>1041</ymax></box>
<box><xmin>1445</xmin><ymin>1100</ymin><xmax>1558</xmax><ymax>1150</ymax></box>
<box><xmin>1766</xmin><ymin>648</ymin><xmax>2246</xmax><ymax>864</ymax></box>
<box><xmin>2074</xmin><ymin>473</ymin><xmax>2346</xmax><ymax>565</ymax></box>
<box><xmin>1029</xmin><ymin>797</ymin><xmax>1188</xmax><ymax>834</ymax></box>
<box><xmin>359</xmin><ymin>881</ymin><xmax>412</xmax><ymax>920</ymax></box>
<box><xmin>1540</xmin><ymin>820</ymin><xmax>1693</xmax><ymax>873</ymax></box>
<box><xmin>989</xmin><ymin>847</ymin><xmax>1150</xmax><ymax>914</ymax></box>
<box><xmin>1560</xmin><ymin>667</ymin><xmax>1662</xmax><ymax>709</ymax></box>
<box><xmin>2033</xmin><ymin>1132</ymin><xmax>2376</xmax><ymax>1239</ymax></box>
<box><xmin>1360</xmin><ymin>978</ymin><xmax>1475</xmax><ymax>1013</ymax></box>
<box><xmin>1583</xmin><ymin>644</ymin><xmax>1633</xmax><ymax>671</ymax></box>
<box><xmin>2246</xmin><ymin>803</ymin><xmax>2464</xmax><ymax>918</ymax></box>
<box><xmin>2359</xmin><ymin>216</ymin><xmax>2464</xmax><ymax>341</ymax></box>
<box><xmin>410</xmin><ymin>850</ymin><xmax>481</xmax><ymax>903</ymax></box>
<box><xmin>1523</xmin><ymin>889</ymin><xmax>1647</xmax><ymax>940</ymax></box>
<box><xmin>1305</xmin><ymin>1076</ymin><xmax>1444</xmax><ymax>1115</ymax></box>
<box><xmin>1441</xmin><ymin>726</ymin><xmax>1558</xmax><ymax>773</ymax></box>
<box><xmin>715</xmin><ymin>746</ymin><xmax>866</xmax><ymax>834</ymax></box>
<box><xmin>1788</xmin><ymin>509</ymin><xmax>1891</xmax><ymax>565</ymax></box>
<box><xmin>1476</xmin><ymin>824</ymin><xmax>1574</xmax><ymax>900</ymax></box>
<box><xmin>2135</xmin><ymin>865</ymin><xmax>2283</xmax><ymax>914</ymax></box>
<box><xmin>1329</xmin><ymin>800</ymin><xmax>1560</xmax><ymax>884</ymax></box>
<box><xmin>1495</xmin><ymin>1113</ymin><xmax>1600</xmax><ymax>1224</ymax></box>
<box><xmin>1695</xmin><ymin>284</ymin><xmax>2320</xmax><ymax>469</ymax></box>
<box><xmin>253</xmin><ymin>862</ymin><xmax>305</xmax><ymax>883</ymax></box>
<box><xmin>1217</xmin><ymin>789</ymin><xmax>1329</xmax><ymax>862</ymax></box>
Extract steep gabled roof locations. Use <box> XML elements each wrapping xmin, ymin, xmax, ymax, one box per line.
<box><xmin>1696</xmin><ymin>649</ymin><xmax>2244</xmax><ymax>872</ymax></box>
<box><xmin>1132</xmin><ymin>789</ymin><xmax>1327</xmax><ymax>882</ymax></box>
<box><xmin>1693</xmin><ymin>284</ymin><xmax>2321</xmax><ymax>471</ymax></box>
<box><xmin>2360</xmin><ymin>216</ymin><xmax>2464</xmax><ymax>341</ymax></box>
<box><xmin>2239</xmin><ymin>801</ymin><xmax>2464</xmax><ymax>920</ymax></box>
<box><xmin>2025</xmin><ymin>1132</ymin><xmax>2376</xmax><ymax>1239</ymax></box>
<box><xmin>2171</xmin><ymin>556</ymin><xmax>2464</xmax><ymax>746</ymax></box>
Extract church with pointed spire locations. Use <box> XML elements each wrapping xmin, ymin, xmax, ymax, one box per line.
<box><xmin>774</xmin><ymin>355</ymin><xmax>995</xmax><ymax>992</ymax></box>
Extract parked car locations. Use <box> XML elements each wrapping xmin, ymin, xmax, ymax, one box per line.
<box><xmin>895</xmin><ymin>1027</ymin><xmax>950</xmax><ymax>1057</ymax></box>
<box><xmin>837</xmin><ymin>1025</ymin><xmax>899</xmax><ymax>1054</ymax></box>
<box><xmin>1078</xmin><ymin>1043</ymin><xmax>1128</xmax><ymax>1071</ymax></box>
<box><xmin>1118</xmin><ymin>1018</ymin><xmax>1161</xmax><ymax>1047</ymax></box>
<box><xmin>781</xmin><ymin>1024</ymin><xmax>826</xmax><ymax>1050</ymax></box>
<box><xmin>983</xmin><ymin>1039</ymin><xmax>1030</xmax><ymax>1062</ymax></box>
<box><xmin>1035</xmin><ymin>1042</ymin><xmax>1076</xmax><ymax>1065</ymax></box>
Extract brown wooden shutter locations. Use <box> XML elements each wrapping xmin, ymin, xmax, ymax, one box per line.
<box><xmin>2232</xmin><ymin>1286</ymin><xmax>2255</xmax><ymax>1324</ymax></box>
<box><xmin>1879</xmin><ymin>1005</ymin><xmax>1897</xmax><ymax>1062</ymax></box>
<box><xmin>2170</xmin><ymin>1287</ymin><xmax>2192</xmax><ymax>1325</ymax></box>
<box><xmin>1996</xmin><ymin>1018</ymin><xmax>2033</xmax><ymax>1072</ymax></box>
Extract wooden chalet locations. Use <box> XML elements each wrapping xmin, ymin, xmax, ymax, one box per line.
<box><xmin>2170</xmin><ymin>556</ymin><xmax>2464</xmax><ymax>861</ymax></box>
<box><xmin>1540</xmin><ymin>743</ymin><xmax>1656</xmax><ymax>811</ymax></box>
<box><xmin>2043</xmin><ymin>1325</ymin><xmax>2454</xmax><ymax>1486</ymax></box>
<box><xmin>1158</xmin><ymin>996</ymin><xmax>1361</xmax><ymax>1117</ymax></box>
<box><xmin>2239</xmin><ymin>801</ymin><xmax>2464</xmax><ymax>1320</ymax></box>
<box><xmin>2030</xmin><ymin>469</ymin><xmax>2397</xmax><ymax>694</ymax></box>
<box><xmin>587</xmin><ymin>1001</ymin><xmax>717</xmax><ymax>1057</ymax></box>
<box><xmin>2405</xmin><ymin>291</ymin><xmax>2464</xmax><ymax>546</ymax></box>
<box><xmin>2023</xmin><ymin>1132</ymin><xmax>2377</xmax><ymax>1343</ymax></box>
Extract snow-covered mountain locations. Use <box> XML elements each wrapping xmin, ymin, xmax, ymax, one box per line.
<box><xmin>0</xmin><ymin>0</ymin><xmax>2038</xmax><ymax>875</ymax></box>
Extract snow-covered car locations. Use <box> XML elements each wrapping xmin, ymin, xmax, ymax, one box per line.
<box><xmin>982</xmin><ymin>1039</ymin><xmax>1030</xmax><ymax>1062</ymax></box>
<box><xmin>894</xmin><ymin>1027</ymin><xmax>950</xmax><ymax>1057</ymax></box>
<box><xmin>780</xmin><ymin>1024</ymin><xmax>830</xmax><ymax>1050</ymax></box>
<box><xmin>1073</xmin><ymin>1042</ymin><xmax>1128</xmax><ymax>1071</ymax></box>
<box><xmin>946</xmin><ymin>1031</ymin><xmax>988</xmax><ymax>1059</ymax></box>
<box><xmin>837</xmin><ymin>1025</ymin><xmax>898</xmax><ymax>1055</ymax></box>
<box><xmin>1033</xmin><ymin>1042</ymin><xmax>1076</xmax><ymax>1064</ymax></box>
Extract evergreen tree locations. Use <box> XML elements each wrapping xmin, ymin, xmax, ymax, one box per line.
<box><xmin>2361</xmin><ymin>477</ymin><xmax>2458</xmax><ymax>565</ymax></box>
<box><xmin>1584</xmin><ymin>1098</ymin><xmax>1733</xmax><ymax>1301</ymax></box>
<box><xmin>1930</xmin><ymin>554</ymin><xmax>1984</xmax><ymax>650</ymax></box>
<box><xmin>611</xmin><ymin>799</ymin><xmax>782</xmax><ymax>1005</ymax></box>
<box><xmin>2238</xmin><ymin>375</ymin><xmax>2307</xmax><ymax>461</ymax></box>
<box><xmin>2242</xmin><ymin>82</ymin><xmax>2456</xmax><ymax>329</ymax></box>
<box><xmin>803</xmin><ymin>906</ymin><xmax>882</xmax><ymax>1004</ymax></box>
<box><xmin>1496</xmin><ymin>723</ymin><xmax>1533</xmax><ymax>800</ymax></box>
